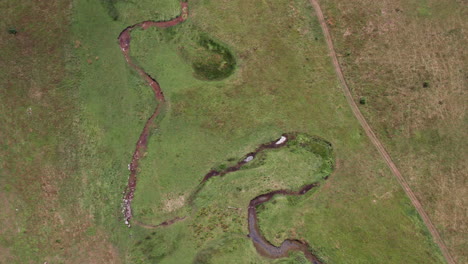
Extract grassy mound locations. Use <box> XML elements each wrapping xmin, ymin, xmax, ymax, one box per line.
<box><xmin>189</xmin><ymin>34</ymin><xmax>236</xmax><ymax>80</ymax></box>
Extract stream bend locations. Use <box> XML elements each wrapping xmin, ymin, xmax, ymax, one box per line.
<box><xmin>118</xmin><ymin>2</ymin><xmax>328</xmax><ymax>263</ymax></box>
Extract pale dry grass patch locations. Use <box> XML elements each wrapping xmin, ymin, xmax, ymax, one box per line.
<box><xmin>322</xmin><ymin>0</ymin><xmax>467</xmax><ymax>261</ymax></box>
<box><xmin>163</xmin><ymin>193</ymin><xmax>186</xmax><ymax>212</ymax></box>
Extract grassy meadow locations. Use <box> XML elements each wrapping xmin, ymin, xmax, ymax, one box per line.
<box><xmin>0</xmin><ymin>0</ymin><xmax>121</xmax><ymax>263</ymax></box>
<box><xmin>0</xmin><ymin>0</ymin><xmax>456</xmax><ymax>263</ymax></box>
<box><xmin>319</xmin><ymin>0</ymin><xmax>467</xmax><ymax>262</ymax></box>
<box><xmin>108</xmin><ymin>0</ymin><xmax>446</xmax><ymax>262</ymax></box>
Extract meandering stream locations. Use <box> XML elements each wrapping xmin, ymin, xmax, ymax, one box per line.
<box><xmin>118</xmin><ymin>2</ymin><xmax>325</xmax><ymax>262</ymax></box>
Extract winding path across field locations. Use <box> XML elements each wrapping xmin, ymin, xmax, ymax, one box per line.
<box><xmin>308</xmin><ymin>0</ymin><xmax>454</xmax><ymax>263</ymax></box>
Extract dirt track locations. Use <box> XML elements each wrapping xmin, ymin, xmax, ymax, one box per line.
<box><xmin>308</xmin><ymin>1</ymin><xmax>455</xmax><ymax>263</ymax></box>
<box><xmin>116</xmin><ymin>1</ymin><xmax>453</xmax><ymax>263</ymax></box>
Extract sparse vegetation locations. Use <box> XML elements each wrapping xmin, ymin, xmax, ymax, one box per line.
<box><xmin>0</xmin><ymin>0</ymin><xmax>119</xmax><ymax>262</ymax></box>
<box><xmin>321</xmin><ymin>0</ymin><xmax>466</xmax><ymax>261</ymax></box>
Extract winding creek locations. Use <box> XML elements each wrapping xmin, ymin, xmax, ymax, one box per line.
<box><xmin>118</xmin><ymin>1</ymin><xmax>188</xmax><ymax>227</ymax></box>
<box><xmin>249</xmin><ymin>184</ymin><xmax>323</xmax><ymax>264</ymax></box>
<box><xmin>118</xmin><ymin>2</ymin><xmax>326</xmax><ymax>262</ymax></box>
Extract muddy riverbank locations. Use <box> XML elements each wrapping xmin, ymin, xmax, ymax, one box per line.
<box><xmin>118</xmin><ymin>2</ymin><xmax>188</xmax><ymax>227</ymax></box>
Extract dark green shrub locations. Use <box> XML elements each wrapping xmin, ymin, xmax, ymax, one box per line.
<box><xmin>8</xmin><ymin>28</ymin><xmax>17</xmax><ymax>35</ymax></box>
<box><xmin>100</xmin><ymin>0</ymin><xmax>119</xmax><ymax>21</ymax></box>
<box><xmin>359</xmin><ymin>97</ymin><xmax>367</xmax><ymax>105</ymax></box>
<box><xmin>191</xmin><ymin>34</ymin><xmax>236</xmax><ymax>80</ymax></box>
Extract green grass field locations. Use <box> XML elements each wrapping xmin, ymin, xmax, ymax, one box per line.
<box><xmin>0</xmin><ymin>1</ymin><xmax>122</xmax><ymax>263</ymax></box>
<box><xmin>102</xmin><ymin>0</ymin><xmax>445</xmax><ymax>262</ymax></box>
<box><xmin>320</xmin><ymin>0</ymin><xmax>467</xmax><ymax>262</ymax></box>
<box><xmin>1</xmin><ymin>0</ymin><xmax>454</xmax><ymax>263</ymax></box>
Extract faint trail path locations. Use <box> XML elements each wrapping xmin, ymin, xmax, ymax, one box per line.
<box><xmin>115</xmin><ymin>1</ymin><xmax>451</xmax><ymax>262</ymax></box>
<box><xmin>308</xmin><ymin>1</ymin><xmax>455</xmax><ymax>263</ymax></box>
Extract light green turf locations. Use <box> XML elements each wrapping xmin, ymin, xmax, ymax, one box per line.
<box><xmin>115</xmin><ymin>0</ymin><xmax>182</xmax><ymax>25</ymax></box>
<box><xmin>72</xmin><ymin>0</ymin><xmax>446</xmax><ymax>263</ymax></box>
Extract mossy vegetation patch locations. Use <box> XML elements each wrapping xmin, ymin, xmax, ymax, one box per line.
<box><xmin>180</xmin><ymin>33</ymin><xmax>236</xmax><ymax>81</ymax></box>
<box><xmin>287</xmin><ymin>133</ymin><xmax>334</xmax><ymax>178</ymax></box>
<box><xmin>131</xmin><ymin>23</ymin><xmax>236</xmax><ymax>81</ymax></box>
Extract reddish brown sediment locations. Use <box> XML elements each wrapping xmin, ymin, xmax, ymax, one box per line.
<box><xmin>192</xmin><ymin>133</ymin><xmax>327</xmax><ymax>263</ymax></box>
<box><xmin>119</xmin><ymin>2</ymin><xmax>189</xmax><ymax>227</ymax></box>
<box><xmin>133</xmin><ymin>216</ymin><xmax>186</xmax><ymax>229</ymax></box>
<box><xmin>200</xmin><ymin>133</ymin><xmax>293</xmax><ymax>183</ymax></box>
<box><xmin>187</xmin><ymin>134</ymin><xmax>294</xmax><ymax>205</ymax></box>
<box><xmin>248</xmin><ymin>184</ymin><xmax>323</xmax><ymax>264</ymax></box>
<box><xmin>118</xmin><ymin>2</ymin><xmax>324</xmax><ymax>262</ymax></box>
